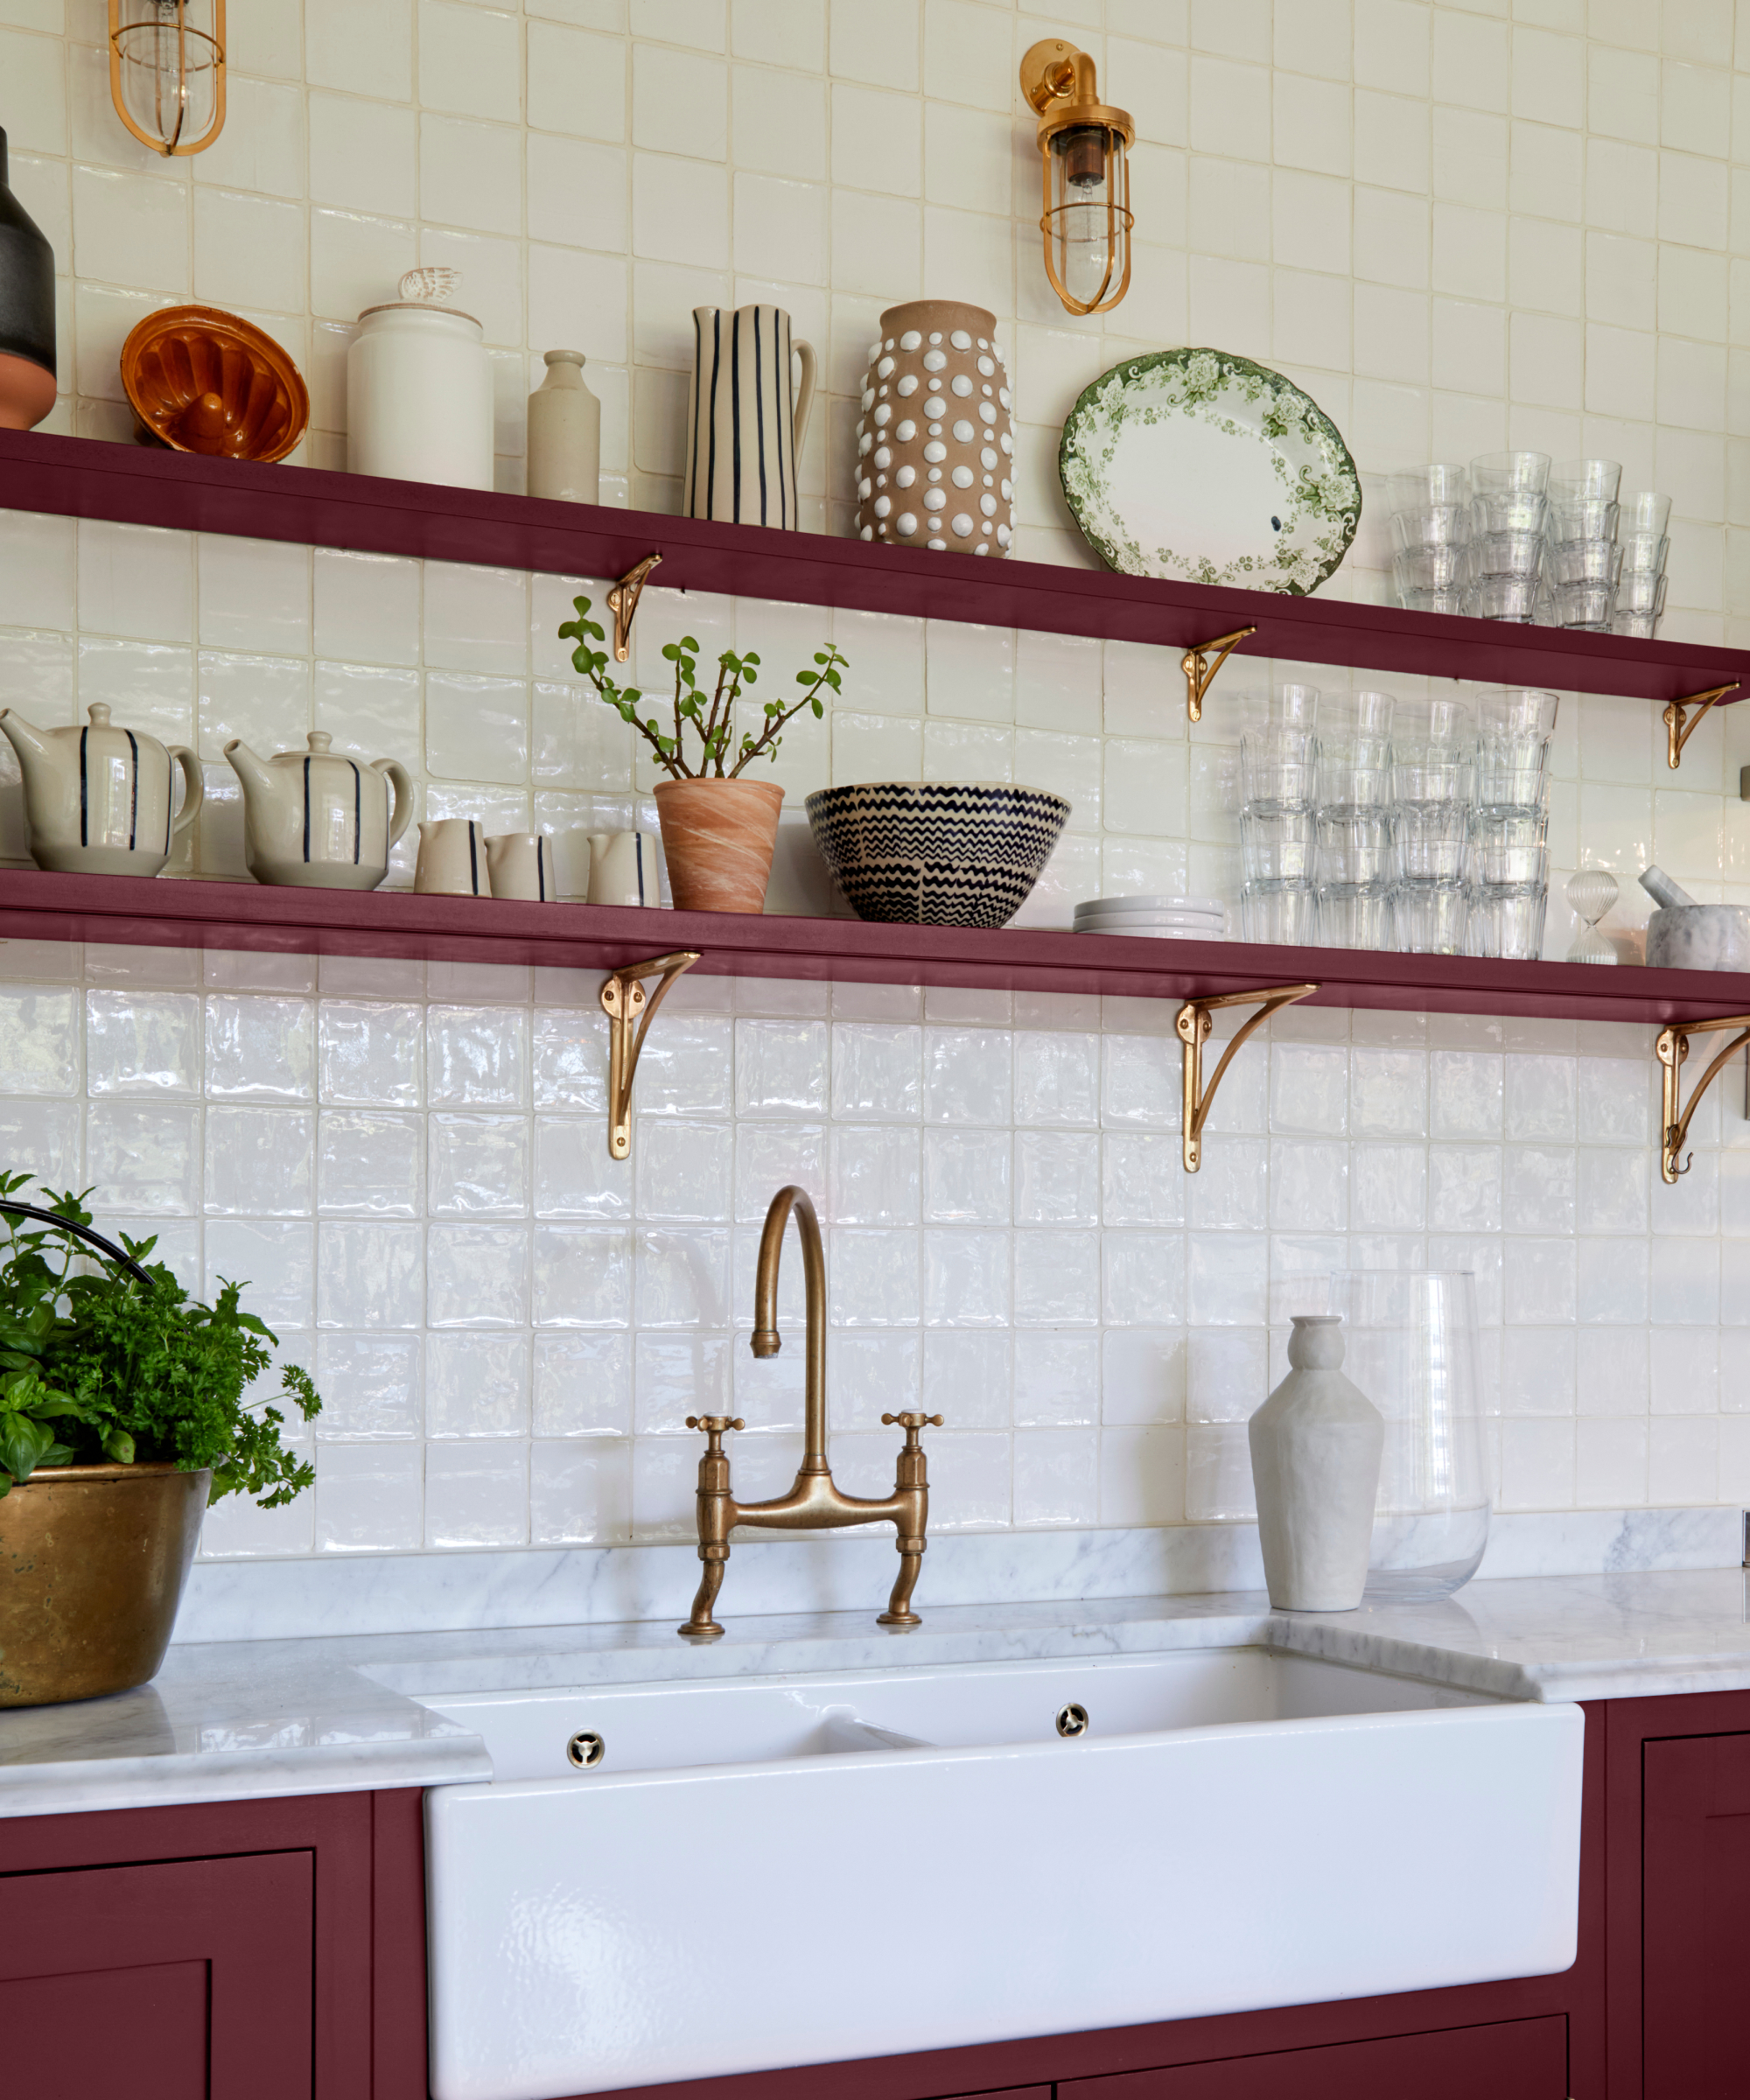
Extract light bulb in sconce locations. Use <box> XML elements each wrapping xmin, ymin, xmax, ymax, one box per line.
<box><xmin>108</xmin><ymin>1</ymin><xmax>226</xmax><ymax>158</ymax></box>
<box><xmin>1565</xmin><ymin>868</ymin><xmax>1620</xmax><ymax>965</ymax></box>
<box><xmin>1019</xmin><ymin>38</ymin><xmax>1136</xmax><ymax>317</ymax></box>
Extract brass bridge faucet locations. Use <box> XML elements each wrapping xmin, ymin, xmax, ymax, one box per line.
<box><xmin>678</xmin><ymin>1185</ymin><xmax>942</xmax><ymax>1640</ymax></box>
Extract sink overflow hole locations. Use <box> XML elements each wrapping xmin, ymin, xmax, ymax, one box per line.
<box><xmin>1055</xmin><ymin>1703</ymin><xmax>1089</xmax><ymax>1739</ymax></box>
<box><xmin>567</xmin><ymin>1729</ymin><xmax>606</xmax><ymax>1769</ymax></box>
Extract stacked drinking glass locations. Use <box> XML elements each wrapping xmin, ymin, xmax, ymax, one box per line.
<box><xmin>1239</xmin><ymin>683</ymin><xmax>1320</xmax><ymax>945</ymax></box>
<box><xmin>1315</xmin><ymin>691</ymin><xmax>1395</xmax><ymax>949</ymax></box>
<box><xmin>1389</xmin><ymin>697</ymin><xmax>1474</xmax><ymax>955</ymax></box>
<box><xmin>1466</xmin><ymin>687</ymin><xmax>1557</xmax><ymax>959</ymax></box>
<box><xmin>1390</xmin><ymin>465</ymin><xmax>1472</xmax><ymax>615</ymax></box>
<box><xmin>1388</xmin><ymin>454</ymin><xmax>1671</xmax><ymax>635</ymax></box>
<box><xmin>1539</xmin><ymin>458</ymin><xmax>1620</xmax><ymax>630</ymax></box>
<box><xmin>1614</xmin><ymin>492</ymin><xmax>1671</xmax><ymax>639</ymax></box>
<box><xmin>1466</xmin><ymin>452</ymin><xmax>1548</xmax><ymax>622</ymax></box>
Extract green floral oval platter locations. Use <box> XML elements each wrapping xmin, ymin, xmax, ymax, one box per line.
<box><xmin>1059</xmin><ymin>347</ymin><xmax>1362</xmax><ymax>595</ymax></box>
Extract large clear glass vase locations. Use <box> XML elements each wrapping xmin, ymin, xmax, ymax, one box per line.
<box><xmin>1327</xmin><ymin>1270</ymin><xmax>1490</xmax><ymax>1601</ymax></box>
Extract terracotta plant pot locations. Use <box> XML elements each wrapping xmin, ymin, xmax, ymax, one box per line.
<box><xmin>654</xmin><ymin>777</ymin><xmax>785</xmax><ymax>914</ymax></box>
<box><xmin>0</xmin><ymin>1462</ymin><xmax>209</xmax><ymax>1708</ymax></box>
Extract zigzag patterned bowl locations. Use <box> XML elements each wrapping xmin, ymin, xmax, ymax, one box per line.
<box><xmin>805</xmin><ymin>780</ymin><xmax>1071</xmax><ymax>928</ymax></box>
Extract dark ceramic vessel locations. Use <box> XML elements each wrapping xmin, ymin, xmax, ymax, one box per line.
<box><xmin>806</xmin><ymin>780</ymin><xmax>1071</xmax><ymax>928</ymax></box>
<box><xmin>0</xmin><ymin>126</ymin><xmax>55</xmax><ymax>430</ymax></box>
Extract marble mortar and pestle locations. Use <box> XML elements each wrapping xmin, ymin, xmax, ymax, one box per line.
<box><xmin>1641</xmin><ymin>865</ymin><xmax>1750</xmax><ymax>971</ymax></box>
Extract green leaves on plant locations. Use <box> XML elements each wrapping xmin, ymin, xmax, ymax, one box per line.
<box><xmin>556</xmin><ymin>598</ymin><xmax>846</xmax><ymax>781</ymax></box>
<box><xmin>0</xmin><ymin>1172</ymin><xmax>321</xmax><ymax>1507</ymax></box>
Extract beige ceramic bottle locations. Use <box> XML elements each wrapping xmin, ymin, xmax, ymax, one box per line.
<box><xmin>527</xmin><ymin>350</ymin><xmax>600</xmax><ymax>503</ymax></box>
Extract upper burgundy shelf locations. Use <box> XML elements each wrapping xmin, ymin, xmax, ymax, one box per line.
<box><xmin>5</xmin><ymin>869</ymin><xmax>1750</xmax><ymax>1028</ymax></box>
<box><xmin>0</xmin><ymin>430</ymin><xmax>1743</xmax><ymax>707</ymax></box>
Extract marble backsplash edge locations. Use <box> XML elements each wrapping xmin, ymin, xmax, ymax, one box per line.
<box><xmin>172</xmin><ymin>1506</ymin><xmax>1746</xmax><ymax>1646</ymax></box>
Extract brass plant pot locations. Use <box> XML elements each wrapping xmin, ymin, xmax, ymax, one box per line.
<box><xmin>0</xmin><ymin>1462</ymin><xmax>209</xmax><ymax>1708</ymax></box>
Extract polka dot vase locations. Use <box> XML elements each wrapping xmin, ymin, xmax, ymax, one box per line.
<box><xmin>854</xmin><ymin>299</ymin><xmax>1014</xmax><ymax>556</ymax></box>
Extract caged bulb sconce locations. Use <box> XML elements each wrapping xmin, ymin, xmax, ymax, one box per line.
<box><xmin>108</xmin><ymin>1</ymin><xmax>227</xmax><ymax>158</ymax></box>
<box><xmin>1019</xmin><ymin>38</ymin><xmax>1136</xmax><ymax>318</ymax></box>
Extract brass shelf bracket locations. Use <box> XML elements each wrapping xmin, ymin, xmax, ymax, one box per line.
<box><xmin>1662</xmin><ymin>683</ymin><xmax>1738</xmax><ymax>770</ymax></box>
<box><xmin>1657</xmin><ymin>1012</ymin><xmax>1750</xmax><ymax>1183</ymax></box>
<box><xmin>1180</xmin><ymin>627</ymin><xmax>1256</xmax><ymax>724</ymax></box>
<box><xmin>606</xmin><ymin>552</ymin><xmax>663</xmax><ymax>663</ymax></box>
<box><xmin>1176</xmin><ymin>982</ymin><xmax>1318</xmax><ymax>1172</ymax></box>
<box><xmin>599</xmin><ymin>949</ymin><xmax>702</xmax><ymax>1158</ymax></box>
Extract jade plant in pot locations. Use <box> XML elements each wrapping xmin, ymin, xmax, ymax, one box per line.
<box><xmin>559</xmin><ymin>597</ymin><xmax>846</xmax><ymax>913</ymax></box>
<box><xmin>0</xmin><ymin>1175</ymin><xmax>320</xmax><ymax>1708</ymax></box>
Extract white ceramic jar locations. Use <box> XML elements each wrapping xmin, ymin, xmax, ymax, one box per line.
<box><xmin>347</xmin><ymin>268</ymin><xmax>494</xmax><ymax>491</ymax></box>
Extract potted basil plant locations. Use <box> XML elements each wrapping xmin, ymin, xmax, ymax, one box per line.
<box><xmin>558</xmin><ymin>599</ymin><xmax>846</xmax><ymax>913</ymax></box>
<box><xmin>0</xmin><ymin>1174</ymin><xmax>320</xmax><ymax>1709</ymax></box>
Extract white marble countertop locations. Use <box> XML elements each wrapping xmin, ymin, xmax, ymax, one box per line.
<box><xmin>4</xmin><ymin>1567</ymin><xmax>1748</xmax><ymax>1818</ymax></box>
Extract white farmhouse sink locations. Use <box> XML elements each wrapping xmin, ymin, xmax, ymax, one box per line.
<box><xmin>417</xmin><ymin>1648</ymin><xmax>1583</xmax><ymax>2100</ymax></box>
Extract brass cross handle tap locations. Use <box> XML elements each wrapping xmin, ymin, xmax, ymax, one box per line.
<box><xmin>882</xmin><ymin>1411</ymin><xmax>944</xmax><ymax>1443</ymax></box>
<box><xmin>685</xmin><ymin>1414</ymin><xmax>744</xmax><ymax>1442</ymax></box>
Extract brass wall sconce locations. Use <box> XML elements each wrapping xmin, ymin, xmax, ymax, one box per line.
<box><xmin>108</xmin><ymin>0</ymin><xmax>227</xmax><ymax>158</ymax></box>
<box><xmin>1019</xmin><ymin>38</ymin><xmax>1136</xmax><ymax>317</ymax></box>
<box><xmin>1656</xmin><ymin>1013</ymin><xmax>1750</xmax><ymax>1183</ymax></box>
<box><xmin>1177</xmin><ymin>984</ymin><xmax>1318</xmax><ymax>1172</ymax></box>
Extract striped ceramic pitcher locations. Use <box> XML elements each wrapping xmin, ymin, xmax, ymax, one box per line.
<box><xmin>683</xmin><ymin>305</ymin><xmax>816</xmax><ymax>528</ymax></box>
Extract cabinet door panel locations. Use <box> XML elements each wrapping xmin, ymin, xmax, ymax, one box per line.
<box><xmin>0</xmin><ymin>1851</ymin><xmax>313</xmax><ymax>2099</ymax></box>
<box><xmin>1061</xmin><ymin>2014</ymin><xmax>1568</xmax><ymax>2099</ymax></box>
<box><xmin>1642</xmin><ymin>1730</ymin><xmax>1750</xmax><ymax>2097</ymax></box>
<box><xmin>0</xmin><ymin>1961</ymin><xmax>210</xmax><ymax>2098</ymax></box>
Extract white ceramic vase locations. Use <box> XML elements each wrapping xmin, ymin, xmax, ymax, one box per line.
<box><xmin>1248</xmin><ymin>1313</ymin><xmax>1383</xmax><ymax>1613</ymax></box>
<box><xmin>527</xmin><ymin>350</ymin><xmax>599</xmax><ymax>503</ymax></box>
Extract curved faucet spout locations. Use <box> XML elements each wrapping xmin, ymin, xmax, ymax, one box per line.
<box><xmin>751</xmin><ymin>1184</ymin><xmax>830</xmax><ymax>1476</ymax></box>
<box><xmin>678</xmin><ymin>1183</ymin><xmax>942</xmax><ymax>1639</ymax></box>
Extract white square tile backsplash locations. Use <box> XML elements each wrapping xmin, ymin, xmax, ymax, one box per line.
<box><xmin>5</xmin><ymin>2</ymin><xmax>1750</xmax><ymax>1564</ymax></box>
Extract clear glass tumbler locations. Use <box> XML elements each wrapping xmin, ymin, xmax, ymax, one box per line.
<box><xmin>1240</xmin><ymin>685</ymin><xmax>1320</xmax><ymax>812</ymax></box>
<box><xmin>1474</xmin><ymin>687</ymin><xmax>1558</xmax><ymax>813</ymax></box>
<box><xmin>1548</xmin><ymin>457</ymin><xmax>1621</xmax><ymax>504</ymax></box>
<box><xmin>1389</xmin><ymin>464</ymin><xmax>1473</xmax><ymax>514</ymax></box>
<box><xmin>1466</xmin><ymin>883</ymin><xmax>1548</xmax><ymax>960</ymax></box>
<box><xmin>1241</xmin><ymin>883</ymin><xmax>1320</xmax><ymax>944</ymax></box>
<box><xmin>1472</xmin><ymin>451</ymin><xmax>1550</xmax><ymax>536</ymax></box>
<box><xmin>1242</xmin><ymin>807</ymin><xmax>1317</xmax><ymax>885</ymax></box>
<box><xmin>1466</xmin><ymin>575</ymin><xmax>1541</xmax><ymax>621</ymax></box>
<box><xmin>1326</xmin><ymin>1269</ymin><xmax>1491</xmax><ymax>1601</ymax></box>
<box><xmin>1622</xmin><ymin>491</ymin><xmax>1672</xmax><ymax>537</ymax></box>
<box><xmin>1391</xmin><ymin>879</ymin><xmax>1469</xmax><ymax>955</ymax></box>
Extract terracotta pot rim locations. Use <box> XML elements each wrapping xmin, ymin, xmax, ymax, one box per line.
<box><xmin>9</xmin><ymin>1461</ymin><xmax>209</xmax><ymax>1486</ymax></box>
<box><xmin>654</xmin><ymin>775</ymin><xmax>784</xmax><ymax>796</ymax></box>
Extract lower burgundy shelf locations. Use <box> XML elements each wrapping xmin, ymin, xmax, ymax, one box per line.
<box><xmin>4</xmin><ymin>869</ymin><xmax>1749</xmax><ymax>1026</ymax></box>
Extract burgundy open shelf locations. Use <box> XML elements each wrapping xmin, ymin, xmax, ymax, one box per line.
<box><xmin>0</xmin><ymin>429</ymin><xmax>1744</xmax><ymax>707</ymax></box>
<box><xmin>6</xmin><ymin>869</ymin><xmax>1750</xmax><ymax>1026</ymax></box>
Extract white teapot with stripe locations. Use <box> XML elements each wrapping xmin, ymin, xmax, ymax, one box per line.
<box><xmin>0</xmin><ymin>702</ymin><xmax>203</xmax><ymax>878</ymax></box>
<box><xmin>225</xmin><ymin>730</ymin><xmax>413</xmax><ymax>891</ymax></box>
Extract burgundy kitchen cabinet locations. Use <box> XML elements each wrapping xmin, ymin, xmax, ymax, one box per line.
<box><xmin>1</xmin><ymin>1850</ymin><xmax>313</xmax><ymax>2099</ymax></box>
<box><xmin>0</xmin><ymin>1787</ymin><xmax>429</xmax><ymax>2100</ymax></box>
<box><xmin>1057</xmin><ymin>2015</ymin><xmax>1571</xmax><ymax>2098</ymax></box>
<box><xmin>1609</xmin><ymin>1692</ymin><xmax>1750</xmax><ymax>2100</ymax></box>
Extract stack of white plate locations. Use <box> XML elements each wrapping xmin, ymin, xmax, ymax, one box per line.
<box><xmin>1073</xmin><ymin>895</ymin><xmax>1225</xmax><ymax>940</ymax></box>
